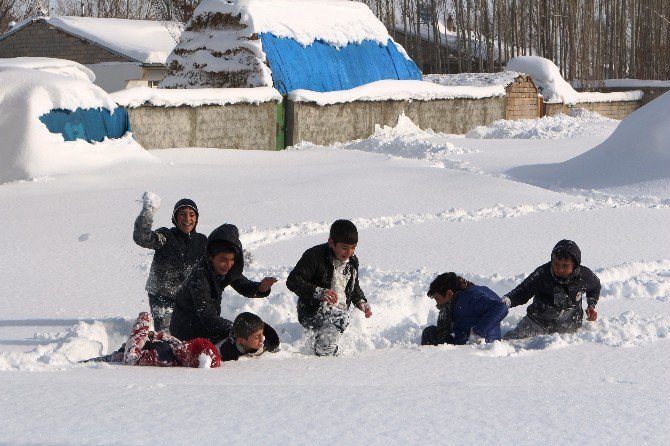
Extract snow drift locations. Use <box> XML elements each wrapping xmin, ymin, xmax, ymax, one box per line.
<box><xmin>507</xmin><ymin>91</ymin><xmax>670</xmax><ymax>188</ymax></box>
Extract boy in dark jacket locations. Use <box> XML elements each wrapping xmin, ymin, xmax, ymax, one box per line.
<box><xmin>286</xmin><ymin>219</ymin><xmax>372</xmax><ymax>356</ymax></box>
<box><xmin>422</xmin><ymin>272</ymin><xmax>508</xmax><ymax>345</ymax></box>
<box><xmin>169</xmin><ymin>224</ymin><xmax>278</xmax><ymax>345</ymax></box>
<box><xmin>503</xmin><ymin>239</ymin><xmax>601</xmax><ymax>339</ymax></box>
<box><xmin>133</xmin><ymin>192</ymin><xmax>207</xmax><ymax>331</ymax></box>
<box><xmin>218</xmin><ymin>312</ymin><xmax>280</xmax><ymax>362</ymax></box>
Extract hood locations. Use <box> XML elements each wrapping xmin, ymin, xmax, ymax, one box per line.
<box><xmin>172</xmin><ymin>198</ymin><xmax>199</xmax><ymax>228</ymax></box>
<box><xmin>206</xmin><ymin>223</ymin><xmax>244</xmax><ymax>277</ymax></box>
<box><xmin>551</xmin><ymin>239</ymin><xmax>581</xmax><ymax>266</ymax></box>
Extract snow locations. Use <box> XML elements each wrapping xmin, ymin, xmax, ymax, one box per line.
<box><xmin>85</xmin><ymin>62</ymin><xmax>144</xmax><ymax>93</ymax></box>
<box><xmin>0</xmin><ymin>56</ymin><xmax>95</xmax><ymax>82</ymax></box>
<box><xmin>507</xmin><ymin>91</ymin><xmax>670</xmax><ymax>189</ymax></box>
<box><xmin>0</xmin><ymin>68</ymin><xmax>154</xmax><ymax>183</ymax></box>
<box><xmin>289</xmin><ymin>79</ymin><xmax>505</xmax><ymax>105</ymax></box>
<box><xmin>112</xmin><ymin>86</ymin><xmax>282</xmax><ymax>108</ymax></box>
<box><xmin>506</xmin><ymin>56</ymin><xmax>643</xmax><ymax>104</ymax></box>
<box><xmin>1</xmin><ymin>78</ymin><xmax>670</xmax><ymax>444</ymax></box>
<box><xmin>424</xmin><ymin>71</ymin><xmax>523</xmax><ymax>88</ymax></box>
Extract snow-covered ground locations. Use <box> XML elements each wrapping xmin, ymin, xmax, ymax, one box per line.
<box><xmin>1</xmin><ymin>96</ymin><xmax>670</xmax><ymax>444</ymax></box>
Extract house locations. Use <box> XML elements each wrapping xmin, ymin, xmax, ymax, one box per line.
<box><xmin>161</xmin><ymin>0</ymin><xmax>422</xmax><ymax>93</ymax></box>
<box><xmin>0</xmin><ymin>16</ymin><xmax>182</xmax><ymax>92</ymax></box>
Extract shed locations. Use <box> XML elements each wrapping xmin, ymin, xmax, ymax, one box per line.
<box><xmin>0</xmin><ymin>16</ymin><xmax>182</xmax><ymax>92</ymax></box>
<box><xmin>161</xmin><ymin>0</ymin><xmax>422</xmax><ymax>93</ymax></box>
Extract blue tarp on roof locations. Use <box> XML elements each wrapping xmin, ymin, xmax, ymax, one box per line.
<box><xmin>39</xmin><ymin>107</ymin><xmax>131</xmax><ymax>143</ymax></box>
<box><xmin>260</xmin><ymin>34</ymin><xmax>422</xmax><ymax>94</ymax></box>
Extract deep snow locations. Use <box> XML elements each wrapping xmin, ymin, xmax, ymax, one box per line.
<box><xmin>1</xmin><ymin>99</ymin><xmax>669</xmax><ymax>444</ymax></box>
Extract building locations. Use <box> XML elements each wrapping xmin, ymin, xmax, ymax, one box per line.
<box><xmin>0</xmin><ymin>16</ymin><xmax>182</xmax><ymax>92</ymax></box>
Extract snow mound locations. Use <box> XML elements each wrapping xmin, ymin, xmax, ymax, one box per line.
<box><xmin>0</xmin><ymin>57</ymin><xmax>95</xmax><ymax>82</ymax></box>
<box><xmin>424</xmin><ymin>71</ymin><xmax>522</xmax><ymax>88</ymax></box>
<box><xmin>507</xmin><ymin>91</ymin><xmax>670</xmax><ymax>188</ymax></box>
<box><xmin>0</xmin><ymin>68</ymin><xmax>155</xmax><ymax>183</ymax></box>
<box><xmin>506</xmin><ymin>56</ymin><xmax>642</xmax><ymax>104</ymax></box>
<box><xmin>466</xmin><ymin>108</ymin><xmax>617</xmax><ymax>139</ymax></box>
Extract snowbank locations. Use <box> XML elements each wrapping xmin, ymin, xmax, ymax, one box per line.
<box><xmin>506</xmin><ymin>56</ymin><xmax>642</xmax><ymax>104</ymax></box>
<box><xmin>0</xmin><ymin>57</ymin><xmax>95</xmax><ymax>82</ymax></box>
<box><xmin>289</xmin><ymin>79</ymin><xmax>505</xmax><ymax>105</ymax></box>
<box><xmin>112</xmin><ymin>86</ymin><xmax>282</xmax><ymax>108</ymax></box>
<box><xmin>0</xmin><ymin>68</ymin><xmax>154</xmax><ymax>183</ymax></box>
<box><xmin>424</xmin><ymin>71</ymin><xmax>523</xmax><ymax>88</ymax></box>
<box><xmin>507</xmin><ymin>91</ymin><xmax>670</xmax><ymax>188</ymax></box>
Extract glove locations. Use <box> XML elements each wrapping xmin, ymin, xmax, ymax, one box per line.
<box><xmin>502</xmin><ymin>296</ymin><xmax>511</xmax><ymax>308</ymax></box>
<box><xmin>586</xmin><ymin>305</ymin><xmax>598</xmax><ymax>321</ymax></box>
<box><xmin>140</xmin><ymin>191</ymin><xmax>161</xmax><ymax>213</ymax></box>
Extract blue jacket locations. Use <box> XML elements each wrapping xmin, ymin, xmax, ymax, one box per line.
<box><xmin>452</xmin><ymin>286</ymin><xmax>508</xmax><ymax>344</ymax></box>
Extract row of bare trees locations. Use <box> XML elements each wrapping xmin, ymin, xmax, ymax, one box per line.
<box><xmin>2</xmin><ymin>0</ymin><xmax>669</xmax><ymax>81</ymax></box>
<box><xmin>363</xmin><ymin>0</ymin><xmax>670</xmax><ymax>81</ymax></box>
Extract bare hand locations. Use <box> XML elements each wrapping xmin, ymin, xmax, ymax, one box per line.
<box><xmin>258</xmin><ymin>277</ymin><xmax>278</xmax><ymax>293</ymax></box>
<box><xmin>586</xmin><ymin>305</ymin><xmax>598</xmax><ymax>321</ymax></box>
<box><xmin>321</xmin><ymin>289</ymin><xmax>338</xmax><ymax>304</ymax></box>
<box><xmin>361</xmin><ymin>302</ymin><xmax>372</xmax><ymax>318</ymax></box>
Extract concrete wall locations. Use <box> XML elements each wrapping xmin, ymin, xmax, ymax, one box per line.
<box><xmin>286</xmin><ymin>96</ymin><xmax>505</xmax><ymax>146</ymax></box>
<box><xmin>0</xmin><ymin>21</ymin><xmax>130</xmax><ymax>64</ymax></box>
<box><xmin>127</xmin><ymin>102</ymin><xmax>278</xmax><ymax>150</ymax></box>
<box><xmin>596</xmin><ymin>87</ymin><xmax>669</xmax><ymax>106</ymax></box>
<box><xmin>545</xmin><ymin>100</ymin><xmax>641</xmax><ymax>120</ymax></box>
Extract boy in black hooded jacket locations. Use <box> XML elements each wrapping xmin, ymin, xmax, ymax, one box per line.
<box><xmin>133</xmin><ymin>192</ymin><xmax>207</xmax><ymax>331</ymax></box>
<box><xmin>169</xmin><ymin>224</ymin><xmax>278</xmax><ymax>345</ymax></box>
<box><xmin>503</xmin><ymin>239</ymin><xmax>601</xmax><ymax>339</ymax></box>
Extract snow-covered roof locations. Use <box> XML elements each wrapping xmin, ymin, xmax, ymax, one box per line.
<box><xmin>0</xmin><ymin>56</ymin><xmax>95</xmax><ymax>82</ymax></box>
<box><xmin>506</xmin><ymin>56</ymin><xmax>643</xmax><ymax>104</ymax></box>
<box><xmin>1</xmin><ymin>16</ymin><xmax>182</xmax><ymax>65</ymax></box>
<box><xmin>424</xmin><ymin>72</ymin><xmax>526</xmax><ymax>88</ymax></box>
<box><xmin>200</xmin><ymin>0</ymin><xmax>391</xmax><ymax>47</ymax></box>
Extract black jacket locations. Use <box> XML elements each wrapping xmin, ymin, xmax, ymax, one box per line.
<box><xmin>169</xmin><ymin>224</ymin><xmax>269</xmax><ymax>343</ymax></box>
<box><xmin>218</xmin><ymin>324</ymin><xmax>280</xmax><ymax>362</ymax></box>
<box><xmin>286</xmin><ymin>243</ymin><xmax>367</xmax><ymax>324</ymax></box>
<box><xmin>133</xmin><ymin>210</ymin><xmax>206</xmax><ymax>299</ymax></box>
<box><xmin>507</xmin><ymin>261</ymin><xmax>600</xmax><ymax>330</ymax></box>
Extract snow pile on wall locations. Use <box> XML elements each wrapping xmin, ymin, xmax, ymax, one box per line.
<box><xmin>161</xmin><ymin>0</ymin><xmax>418</xmax><ymax>90</ymax></box>
<box><xmin>112</xmin><ymin>85</ymin><xmax>281</xmax><ymax>108</ymax></box>
<box><xmin>0</xmin><ymin>68</ymin><xmax>154</xmax><ymax>184</ymax></box>
<box><xmin>0</xmin><ymin>57</ymin><xmax>95</xmax><ymax>82</ymax></box>
<box><xmin>506</xmin><ymin>56</ymin><xmax>642</xmax><ymax>104</ymax></box>
<box><xmin>507</xmin><ymin>91</ymin><xmax>670</xmax><ymax>188</ymax></box>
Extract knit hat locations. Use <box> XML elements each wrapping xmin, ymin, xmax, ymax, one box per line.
<box><xmin>171</xmin><ymin>198</ymin><xmax>199</xmax><ymax>227</ymax></box>
<box><xmin>551</xmin><ymin>239</ymin><xmax>581</xmax><ymax>265</ymax></box>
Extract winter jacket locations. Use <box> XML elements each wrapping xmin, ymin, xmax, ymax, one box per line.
<box><xmin>452</xmin><ymin>285</ymin><xmax>508</xmax><ymax>344</ymax></box>
<box><xmin>507</xmin><ymin>240</ymin><xmax>601</xmax><ymax>331</ymax></box>
<box><xmin>286</xmin><ymin>243</ymin><xmax>367</xmax><ymax>325</ymax></box>
<box><xmin>133</xmin><ymin>210</ymin><xmax>206</xmax><ymax>300</ymax></box>
<box><xmin>169</xmin><ymin>224</ymin><xmax>270</xmax><ymax>344</ymax></box>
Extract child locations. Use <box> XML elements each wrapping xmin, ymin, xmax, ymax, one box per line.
<box><xmin>217</xmin><ymin>312</ymin><xmax>280</xmax><ymax>362</ymax></box>
<box><xmin>423</xmin><ymin>272</ymin><xmax>508</xmax><ymax>345</ymax></box>
<box><xmin>133</xmin><ymin>192</ymin><xmax>207</xmax><ymax>331</ymax></box>
<box><xmin>84</xmin><ymin>312</ymin><xmax>221</xmax><ymax>368</ymax></box>
<box><xmin>503</xmin><ymin>239</ymin><xmax>601</xmax><ymax>339</ymax></box>
<box><xmin>286</xmin><ymin>219</ymin><xmax>372</xmax><ymax>356</ymax></box>
<box><xmin>169</xmin><ymin>223</ymin><xmax>278</xmax><ymax>345</ymax></box>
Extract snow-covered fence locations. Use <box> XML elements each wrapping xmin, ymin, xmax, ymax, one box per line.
<box><xmin>111</xmin><ymin>87</ymin><xmax>283</xmax><ymax>150</ymax></box>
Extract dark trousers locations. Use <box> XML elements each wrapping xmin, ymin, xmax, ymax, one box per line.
<box><xmin>148</xmin><ymin>293</ymin><xmax>174</xmax><ymax>332</ymax></box>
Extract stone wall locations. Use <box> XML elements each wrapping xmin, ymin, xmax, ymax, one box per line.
<box><xmin>0</xmin><ymin>20</ymin><xmax>130</xmax><ymax>64</ymax></box>
<box><xmin>505</xmin><ymin>75</ymin><xmax>541</xmax><ymax>120</ymax></box>
<box><xmin>126</xmin><ymin>102</ymin><xmax>278</xmax><ymax>150</ymax></box>
<box><xmin>544</xmin><ymin>100</ymin><xmax>641</xmax><ymax>120</ymax></box>
<box><xmin>286</xmin><ymin>96</ymin><xmax>505</xmax><ymax>146</ymax></box>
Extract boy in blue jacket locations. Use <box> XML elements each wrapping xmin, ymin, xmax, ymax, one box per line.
<box><xmin>422</xmin><ymin>272</ymin><xmax>508</xmax><ymax>345</ymax></box>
